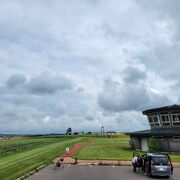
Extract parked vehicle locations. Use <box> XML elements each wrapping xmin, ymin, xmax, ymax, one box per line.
<box><xmin>143</xmin><ymin>153</ymin><xmax>173</xmax><ymax>177</ymax></box>
<box><xmin>132</xmin><ymin>152</ymin><xmax>173</xmax><ymax>177</ymax></box>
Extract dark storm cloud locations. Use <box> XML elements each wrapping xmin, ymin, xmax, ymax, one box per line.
<box><xmin>6</xmin><ymin>74</ymin><xmax>27</xmax><ymax>88</ymax></box>
<box><xmin>27</xmin><ymin>72</ymin><xmax>73</xmax><ymax>94</ymax></box>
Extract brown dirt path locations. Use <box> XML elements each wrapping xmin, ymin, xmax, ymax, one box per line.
<box><xmin>63</xmin><ymin>138</ymin><xmax>96</xmax><ymax>157</ymax></box>
<box><xmin>53</xmin><ymin>138</ymin><xmax>96</xmax><ymax>163</ymax></box>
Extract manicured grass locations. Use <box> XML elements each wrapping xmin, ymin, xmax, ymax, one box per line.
<box><xmin>74</xmin><ymin>135</ymin><xmax>180</xmax><ymax>162</ymax></box>
<box><xmin>0</xmin><ymin>137</ymin><xmax>66</xmax><ymax>156</ymax></box>
<box><xmin>169</xmin><ymin>152</ymin><xmax>180</xmax><ymax>162</ymax></box>
<box><xmin>0</xmin><ymin>136</ymin><xmax>87</xmax><ymax>180</ymax></box>
<box><xmin>2</xmin><ymin>134</ymin><xmax>180</xmax><ymax>179</ymax></box>
<box><xmin>73</xmin><ymin>136</ymin><xmax>133</xmax><ymax>160</ymax></box>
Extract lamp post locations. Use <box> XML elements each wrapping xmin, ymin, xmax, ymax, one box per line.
<box><xmin>101</xmin><ymin>126</ymin><xmax>104</xmax><ymax>138</ymax></box>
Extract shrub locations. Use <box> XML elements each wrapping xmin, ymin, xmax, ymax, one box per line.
<box><xmin>148</xmin><ymin>137</ymin><xmax>160</xmax><ymax>152</ymax></box>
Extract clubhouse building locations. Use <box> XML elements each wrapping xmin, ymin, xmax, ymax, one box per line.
<box><xmin>128</xmin><ymin>105</ymin><xmax>180</xmax><ymax>152</ymax></box>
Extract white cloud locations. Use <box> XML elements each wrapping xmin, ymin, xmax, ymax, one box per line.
<box><xmin>0</xmin><ymin>0</ymin><xmax>180</xmax><ymax>133</ymax></box>
<box><xmin>27</xmin><ymin>72</ymin><xmax>73</xmax><ymax>94</ymax></box>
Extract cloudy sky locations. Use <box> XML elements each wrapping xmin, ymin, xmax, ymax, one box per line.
<box><xmin>1</xmin><ymin>0</ymin><xmax>180</xmax><ymax>134</ymax></box>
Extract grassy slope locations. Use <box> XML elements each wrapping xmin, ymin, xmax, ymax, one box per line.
<box><xmin>0</xmin><ymin>137</ymin><xmax>86</xmax><ymax>180</ymax></box>
<box><xmin>0</xmin><ymin>137</ymin><xmax>75</xmax><ymax>156</ymax></box>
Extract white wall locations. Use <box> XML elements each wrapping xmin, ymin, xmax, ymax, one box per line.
<box><xmin>141</xmin><ymin>138</ymin><xmax>149</xmax><ymax>151</ymax></box>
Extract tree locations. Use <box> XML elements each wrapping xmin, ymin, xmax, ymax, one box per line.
<box><xmin>148</xmin><ymin>137</ymin><xmax>160</xmax><ymax>152</ymax></box>
<box><xmin>66</xmin><ymin>127</ymin><xmax>72</xmax><ymax>135</ymax></box>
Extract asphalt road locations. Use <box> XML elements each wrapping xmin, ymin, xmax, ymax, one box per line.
<box><xmin>27</xmin><ymin>165</ymin><xmax>180</xmax><ymax>180</ymax></box>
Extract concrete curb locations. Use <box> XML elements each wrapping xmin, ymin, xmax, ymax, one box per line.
<box><xmin>73</xmin><ymin>163</ymin><xmax>131</xmax><ymax>166</ymax></box>
<box><xmin>16</xmin><ymin>164</ymin><xmax>47</xmax><ymax>180</ymax></box>
<box><xmin>59</xmin><ymin>157</ymin><xmax>132</xmax><ymax>166</ymax></box>
<box><xmin>58</xmin><ymin>157</ymin><xmax>180</xmax><ymax>167</ymax></box>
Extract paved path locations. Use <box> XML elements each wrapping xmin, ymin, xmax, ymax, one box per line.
<box><xmin>27</xmin><ymin>165</ymin><xmax>180</xmax><ymax>180</ymax></box>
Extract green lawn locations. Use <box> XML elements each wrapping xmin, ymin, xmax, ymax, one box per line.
<box><xmin>169</xmin><ymin>152</ymin><xmax>180</xmax><ymax>162</ymax></box>
<box><xmin>73</xmin><ymin>136</ymin><xmax>133</xmax><ymax>160</ymax></box>
<box><xmin>0</xmin><ymin>136</ymin><xmax>87</xmax><ymax>180</ymax></box>
<box><xmin>2</xmin><ymin>134</ymin><xmax>180</xmax><ymax>179</ymax></box>
<box><xmin>73</xmin><ymin>136</ymin><xmax>180</xmax><ymax>162</ymax></box>
<box><xmin>0</xmin><ymin>137</ymin><xmax>65</xmax><ymax>156</ymax></box>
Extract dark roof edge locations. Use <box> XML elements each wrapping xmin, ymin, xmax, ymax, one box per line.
<box><xmin>126</xmin><ymin>127</ymin><xmax>180</xmax><ymax>137</ymax></box>
<box><xmin>142</xmin><ymin>104</ymin><xmax>180</xmax><ymax>115</ymax></box>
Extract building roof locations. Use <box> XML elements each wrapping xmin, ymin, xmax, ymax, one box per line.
<box><xmin>126</xmin><ymin>127</ymin><xmax>180</xmax><ymax>137</ymax></box>
<box><xmin>142</xmin><ymin>104</ymin><xmax>180</xmax><ymax>115</ymax></box>
<box><xmin>106</xmin><ymin>131</ymin><xmax>116</xmax><ymax>133</ymax></box>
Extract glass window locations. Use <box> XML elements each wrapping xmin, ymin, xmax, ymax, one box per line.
<box><xmin>153</xmin><ymin>117</ymin><xmax>158</xmax><ymax>122</ymax></box>
<box><xmin>152</xmin><ymin>157</ymin><xmax>169</xmax><ymax>165</ymax></box>
<box><xmin>150</xmin><ymin>123</ymin><xmax>155</xmax><ymax>127</ymax></box>
<box><xmin>149</xmin><ymin>115</ymin><xmax>160</xmax><ymax>127</ymax></box>
<box><xmin>172</xmin><ymin>114</ymin><xmax>180</xmax><ymax>126</ymax></box>
<box><xmin>161</xmin><ymin>114</ymin><xmax>170</xmax><ymax>126</ymax></box>
<box><xmin>155</xmin><ymin>136</ymin><xmax>164</xmax><ymax>140</ymax></box>
<box><xmin>163</xmin><ymin>122</ymin><xmax>171</xmax><ymax>126</ymax></box>
<box><xmin>172</xmin><ymin>114</ymin><xmax>180</xmax><ymax>122</ymax></box>
<box><xmin>154</xmin><ymin>123</ymin><xmax>160</xmax><ymax>126</ymax></box>
<box><xmin>173</xmin><ymin>122</ymin><xmax>180</xmax><ymax>126</ymax></box>
<box><xmin>173</xmin><ymin>136</ymin><xmax>180</xmax><ymax>140</ymax></box>
<box><xmin>161</xmin><ymin>114</ymin><xmax>170</xmax><ymax>122</ymax></box>
<box><xmin>148</xmin><ymin>117</ymin><xmax>153</xmax><ymax>123</ymax></box>
<box><xmin>161</xmin><ymin>116</ymin><xmax>165</xmax><ymax>122</ymax></box>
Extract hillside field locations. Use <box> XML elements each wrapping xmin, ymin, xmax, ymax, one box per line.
<box><xmin>1</xmin><ymin>134</ymin><xmax>180</xmax><ymax>179</ymax></box>
<box><xmin>0</xmin><ymin>136</ymin><xmax>87</xmax><ymax>180</ymax></box>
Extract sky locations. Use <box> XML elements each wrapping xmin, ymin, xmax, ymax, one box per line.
<box><xmin>0</xmin><ymin>0</ymin><xmax>180</xmax><ymax>134</ymax></box>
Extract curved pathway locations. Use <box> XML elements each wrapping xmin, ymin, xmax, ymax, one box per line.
<box><xmin>53</xmin><ymin>138</ymin><xmax>96</xmax><ymax>163</ymax></box>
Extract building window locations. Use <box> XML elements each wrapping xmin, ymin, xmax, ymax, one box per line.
<box><xmin>173</xmin><ymin>136</ymin><xmax>180</xmax><ymax>141</ymax></box>
<box><xmin>148</xmin><ymin>115</ymin><xmax>161</xmax><ymax>127</ymax></box>
<box><xmin>172</xmin><ymin>114</ymin><xmax>180</xmax><ymax>121</ymax></box>
<box><xmin>153</xmin><ymin>116</ymin><xmax>159</xmax><ymax>122</ymax></box>
<box><xmin>161</xmin><ymin>114</ymin><xmax>170</xmax><ymax>126</ymax></box>
<box><xmin>148</xmin><ymin>117</ymin><xmax>153</xmax><ymax>123</ymax></box>
<box><xmin>172</xmin><ymin>114</ymin><xmax>180</xmax><ymax>126</ymax></box>
<box><xmin>155</xmin><ymin>136</ymin><xmax>164</xmax><ymax>140</ymax></box>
